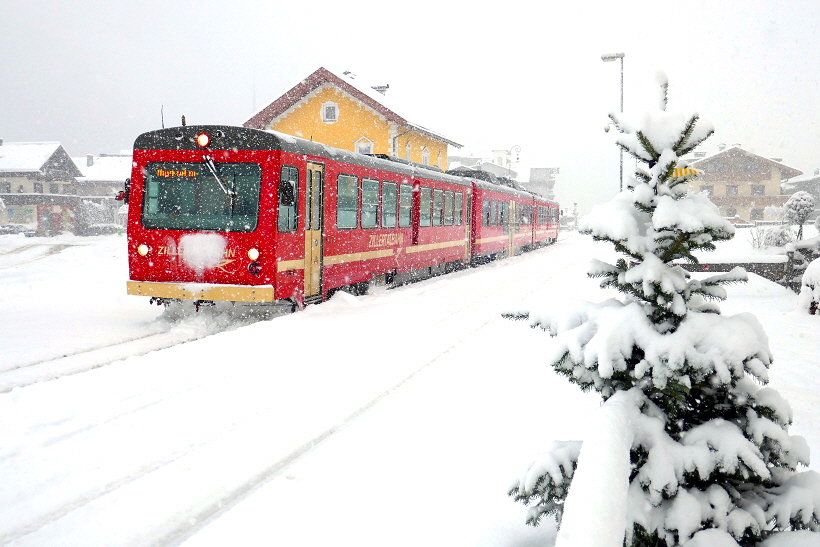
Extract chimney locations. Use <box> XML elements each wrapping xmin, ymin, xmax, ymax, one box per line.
<box><xmin>718</xmin><ymin>143</ymin><xmax>726</xmax><ymax>151</ymax></box>
<box><xmin>86</xmin><ymin>154</ymin><xmax>94</xmax><ymax>167</ymax></box>
<box><xmin>371</xmin><ymin>84</ymin><xmax>389</xmax><ymax>95</ymax></box>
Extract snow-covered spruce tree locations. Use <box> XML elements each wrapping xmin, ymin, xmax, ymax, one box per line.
<box><xmin>508</xmin><ymin>75</ymin><xmax>820</xmax><ymax>546</ymax></box>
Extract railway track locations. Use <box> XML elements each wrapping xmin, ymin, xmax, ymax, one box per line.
<box><xmin>1</xmin><ymin>237</ymin><xmax>578</xmax><ymax>546</ymax></box>
<box><xmin>0</xmin><ymin>304</ymin><xmax>292</xmax><ymax>393</ymax></box>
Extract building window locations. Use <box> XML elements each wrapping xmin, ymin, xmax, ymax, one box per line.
<box><xmin>726</xmin><ymin>185</ymin><xmax>738</xmax><ymax>196</ymax></box>
<box><xmin>33</xmin><ymin>183</ymin><xmax>43</xmax><ymax>193</ymax></box>
<box><xmin>355</xmin><ymin>138</ymin><xmax>373</xmax><ymax>155</ymax></box>
<box><xmin>421</xmin><ymin>148</ymin><xmax>430</xmax><ymax>166</ymax></box>
<box><xmin>700</xmin><ymin>185</ymin><xmax>713</xmax><ymax>196</ymax></box>
<box><xmin>751</xmin><ymin>185</ymin><xmax>765</xmax><ymax>196</ymax></box>
<box><xmin>321</xmin><ymin>101</ymin><xmax>338</xmax><ymax>123</ymax></box>
<box><xmin>405</xmin><ymin>142</ymin><xmax>411</xmax><ymax>161</ymax></box>
<box><xmin>49</xmin><ymin>184</ymin><xmax>60</xmax><ymax>194</ymax></box>
<box><xmin>0</xmin><ymin>182</ymin><xmax>10</xmax><ymax>193</ymax></box>
<box><xmin>437</xmin><ymin>151</ymin><xmax>443</xmax><ymax>168</ymax></box>
<box><xmin>750</xmin><ymin>208</ymin><xmax>764</xmax><ymax>221</ymax></box>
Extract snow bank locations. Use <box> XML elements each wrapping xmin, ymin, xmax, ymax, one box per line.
<box><xmin>554</xmin><ymin>389</ymin><xmax>637</xmax><ymax>547</ymax></box>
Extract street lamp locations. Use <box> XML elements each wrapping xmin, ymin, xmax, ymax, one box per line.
<box><xmin>602</xmin><ymin>52</ymin><xmax>625</xmax><ymax>191</ymax></box>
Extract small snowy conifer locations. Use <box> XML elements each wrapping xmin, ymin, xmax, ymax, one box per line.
<box><xmin>508</xmin><ymin>75</ymin><xmax>820</xmax><ymax>546</ymax></box>
<box><xmin>784</xmin><ymin>191</ymin><xmax>815</xmax><ymax>240</ymax></box>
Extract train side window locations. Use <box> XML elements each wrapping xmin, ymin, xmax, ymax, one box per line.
<box><xmin>337</xmin><ymin>174</ymin><xmax>358</xmax><ymax>229</ymax></box>
<box><xmin>490</xmin><ymin>200</ymin><xmax>497</xmax><ymax>226</ymax></box>
<box><xmin>433</xmin><ymin>189</ymin><xmax>443</xmax><ymax>226</ymax></box>
<box><xmin>419</xmin><ymin>186</ymin><xmax>432</xmax><ymax>227</ymax></box>
<box><xmin>501</xmin><ymin>201</ymin><xmax>510</xmax><ymax>234</ymax></box>
<box><xmin>382</xmin><ymin>181</ymin><xmax>398</xmax><ymax>228</ymax></box>
<box><xmin>399</xmin><ymin>183</ymin><xmax>412</xmax><ymax>227</ymax></box>
<box><xmin>278</xmin><ymin>165</ymin><xmax>298</xmax><ymax>232</ymax></box>
<box><xmin>362</xmin><ymin>178</ymin><xmax>379</xmax><ymax>228</ymax></box>
<box><xmin>482</xmin><ymin>199</ymin><xmax>490</xmax><ymax>227</ymax></box>
<box><xmin>455</xmin><ymin>192</ymin><xmax>463</xmax><ymax>225</ymax></box>
<box><xmin>443</xmin><ymin>190</ymin><xmax>453</xmax><ymax>226</ymax></box>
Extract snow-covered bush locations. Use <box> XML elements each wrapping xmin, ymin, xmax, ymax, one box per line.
<box><xmin>797</xmin><ymin>258</ymin><xmax>820</xmax><ymax>315</ymax></box>
<box><xmin>762</xmin><ymin>225</ymin><xmax>795</xmax><ymax>248</ymax></box>
<box><xmin>507</xmin><ymin>76</ymin><xmax>820</xmax><ymax>546</ymax></box>
<box><xmin>784</xmin><ymin>191</ymin><xmax>815</xmax><ymax>240</ymax></box>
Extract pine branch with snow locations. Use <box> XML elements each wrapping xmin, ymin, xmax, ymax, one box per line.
<box><xmin>508</xmin><ymin>76</ymin><xmax>820</xmax><ymax>546</ymax></box>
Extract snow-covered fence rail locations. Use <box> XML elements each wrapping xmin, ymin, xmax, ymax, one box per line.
<box><xmin>678</xmin><ymin>236</ymin><xmax>820</xmax><ymax>293</ymax></box>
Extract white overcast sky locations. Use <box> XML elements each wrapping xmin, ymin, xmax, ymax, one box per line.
<box><xmin>2</xmin><ymin>0</ymin><xmax>819</xmax><ymax>211</ymax></box>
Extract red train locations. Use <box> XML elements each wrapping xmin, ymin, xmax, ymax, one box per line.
<box><xmin>123</xmin><ymin>125</ymin><xmax>558</xmax><ymax>309</ymax></box>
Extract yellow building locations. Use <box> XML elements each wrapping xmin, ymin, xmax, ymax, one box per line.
<box><xmin>243</xmin><ymin>67</ymin><xmax>461</xmax><ymax>169</ymax></box>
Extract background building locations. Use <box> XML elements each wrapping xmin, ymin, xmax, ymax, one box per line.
<box><xmin>244</xmin><ymin>67</ymin><xmax>461</xmax><ymax>169</ymax></box>
<box><xmin>688</xmin><ymin>145</ymin><xmax>802</xmax><ymax>222</ymax></box>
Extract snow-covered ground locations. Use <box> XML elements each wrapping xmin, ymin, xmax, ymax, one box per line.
<box><xmin>0</xmin><ymin>227</ymin><xmax>817</xmax><ymax>546</ymax></box>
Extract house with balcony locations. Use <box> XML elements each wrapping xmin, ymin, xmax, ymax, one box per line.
<box><xmin>688</xmin><ymin>145</ymin><xmax>802</xmax><ymax>223</ymax></box>
<box><xmin>243</xmin><ymin>67</ymin><xmax>461</xmax><ymax>169</ymax></box>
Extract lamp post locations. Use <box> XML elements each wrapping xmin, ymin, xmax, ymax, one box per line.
<box><xmin>601</xmin><ymin>52</ymin><xmax>625</xmax><ymax>191</ymax></box>
<box><xmin>508</xmin><ymin>145</ymin><xmax>521</xmax><ymax>173</ymax></box>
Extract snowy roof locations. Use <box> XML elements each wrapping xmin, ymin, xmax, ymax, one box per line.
<box><xmin>244</xmin><ymin>67</ymin><xmax>462</xmax><ymax>148</ymax></box>
<box><xmin>72</xmin><ymin>155</ymin><xmax>133</xmax><ymax>183</ymax></box>
<box><xmin>690</xmin><ymin>145</ymin><xmax>803</xmax><ymax>180</ymax></box>
<box><xmin>0</xmin><ymin>142</ymin><xmax>62</xmax><ymax>173</ymax></box>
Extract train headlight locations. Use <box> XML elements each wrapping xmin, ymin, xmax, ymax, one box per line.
<box><xmin>247</xmin><ymin>247</ymin><xmax>260</xmax><ymax>260</ymax></box>
<box><xmin>137</xmin><ymin>243</ymin><xmax>150</xmax><ymax>256</ymax></box>
<box><xmin>248</xmin><ymin>261</ymin><xmax>262</xmax><ymax>275</ymax></box>
<box><xmin>195</xmin><ymin>132</ymin><xmax>210</xmax><ymax>148</ymax></box>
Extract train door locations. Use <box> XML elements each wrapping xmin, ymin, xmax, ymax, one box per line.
<box><xmin>304</xmin><ymin>162</ymin><xmax>324</xmax><ymax>300</ymax></box>
<box><xmin>508</xmin><ymin>200</ymin><xmax>516</xmax><ymax>257</ymax></box>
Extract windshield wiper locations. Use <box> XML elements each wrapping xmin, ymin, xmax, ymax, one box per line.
<box><xmin>202</xmin><ymin>155</ymin><xmax>236</xmax><ymax>201</ymax></box>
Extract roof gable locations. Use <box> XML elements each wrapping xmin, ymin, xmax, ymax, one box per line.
<box><xmin>0</xmin><ymin>142</ymin><xmax>62</xmax><ymax>172</ymax></box>
<box><xmin>691</xmin><ymin>146</ymin><xmax>802</xmax><ymax>179</ymax></box>
<box><xmin>244</xmin><ymin>67</ymin><xmax>461</xmax><ymax>148</ymax></box>
<box><xmin>72</xmin><ymin>155</ymin><xmax>133</xmax><ymax>182</ymax></box>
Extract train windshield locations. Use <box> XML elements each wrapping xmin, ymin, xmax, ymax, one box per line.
<box><xmin>141</xmin><ymin>162</ymin><xmax>261</xmax><ymax>232</ymax></box>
